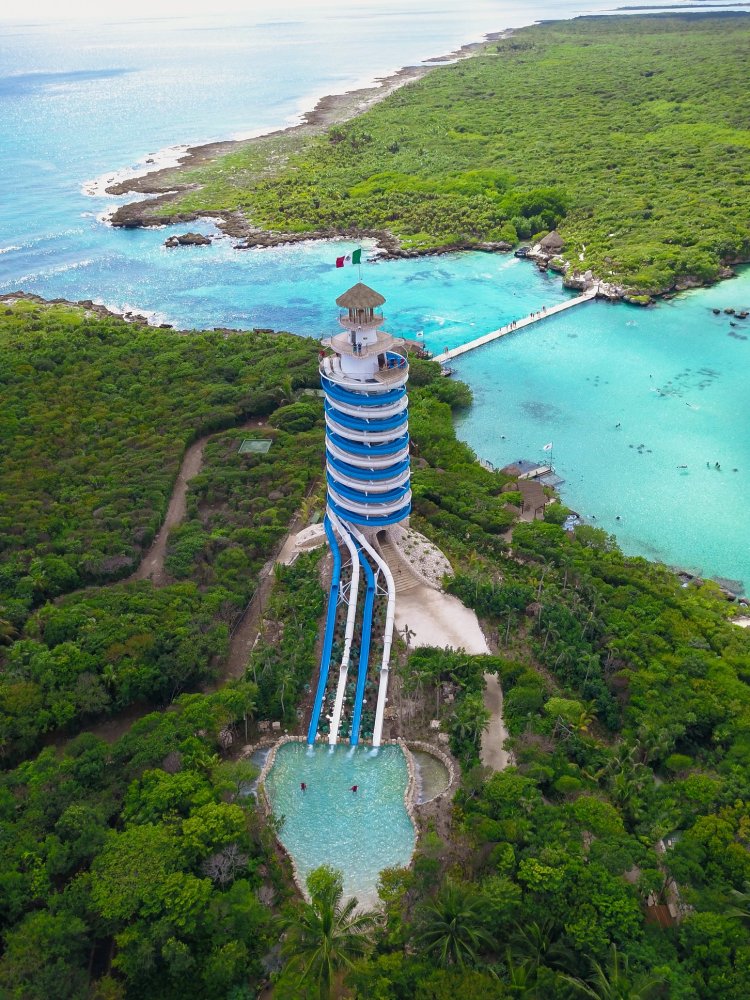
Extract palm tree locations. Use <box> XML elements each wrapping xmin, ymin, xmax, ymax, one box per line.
<box><xmin>728</xmin><ymin>879</ymin><xmax>750</xmax><ymax>925</ymax></box>
<box><xmin>504</xmin><ymin>950</ymin><xmax>540</xmax><ymax>997</ymax></box>
<box><xmin>280</xmin><ymin>866</ymin><xmax>378</xmax><ymax>1000</ymax></box>
<box><xmin>414</xmin><ymin>881</ymin><xmax>495</xmax><ymax>968</ymax></box>
<box><xmin>0</xmin><ymin>617</ymin><xmax>17</xmax><ymax>647</ymax></box>
<box><xmin>561</xmin><ymin>945</ymin><xmax>664</xmax><ymax>999</ymax></box>
<box><xmin>509</xmin><ymin>918</ymin><xmax>571</xmax><ymax>973</ymax></box>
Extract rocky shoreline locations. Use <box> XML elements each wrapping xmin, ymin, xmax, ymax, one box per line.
<box><xmin>106</xmin><ymin>30</ymin><xmax>508</xmax><ymax>230</ymax></box>
<box><xmin>99</xmin><ymin>23</ymin><xmax>748</xmax><ymax>305</ymax></box>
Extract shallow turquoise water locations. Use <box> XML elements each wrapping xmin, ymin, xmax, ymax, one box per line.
<box><xmin>454</xmin><ymin>268</ymin><xmax>750</xmax><ymax>590</ymax></box>
<box><xmin>265</xmin><ymin>742</ymin><xmax>415</xmax><ymax>905</ymax></box>
<box><xmin>412</xmin><ymin>749</ymin><xmax>451</xmax><ymax>803</ymax></box>
<box><xmin>3</xmin><ymin>5</ymin><xmax>749</xmax><ymax>590</ymax></box>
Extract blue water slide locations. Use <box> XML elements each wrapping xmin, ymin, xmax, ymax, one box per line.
<box><xmin>306</xmin><ymin>515</ymin><xmax>342</xmax><ymax>745</ymax></box>
<box><xmin>350</xmin><ymin>544</ymin><xmax>375</xmax><ymax>746</ymax></box>
<box><xmin>326</xmin><ymin>451</ymin><xmax>411</xmax><ymax>481</ymax></box>
<box><xmin>325</xmin><ymin>400</ymin><xmax>408</xmax><ymax>433</ymax></box>
<box><xmin>328</xmin><ymin>496</ymin><xmax>412</xmax><ymax>527</ymax></box>
<box><xmin>326</xmin><ymin>471</ymin><xmax>411</xmax><ymax>505</ymax></box>
<box><xmin>321</xmin><ymin>377</ymin><xmax>405</xmax><ymax>407</ymax></box>
<box><xmin>328</xmin><ymin>430</ymin><xmax>409</xmax><ymax>457</ymax></box>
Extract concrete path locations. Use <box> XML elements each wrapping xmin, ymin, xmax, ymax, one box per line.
<box><xmin>433</xmin><ymin>285</ymin><xmax>598</xmax><ymax>364</ymax></box>
<box><xmin>393</xmin><ymin>583</ymin><xmax>509</xmax><ymax>770</ymax></box>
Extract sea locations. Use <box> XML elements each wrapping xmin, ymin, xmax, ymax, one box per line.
<box><xmin>1</xmin><ymin>0</ymin><xmax>748</xmax><ymax>590</ymax></box>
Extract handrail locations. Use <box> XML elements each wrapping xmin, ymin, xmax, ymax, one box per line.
<box><xmin>325</xmin><ymin>413</ymin><xmax>408</xmax><ymax>444</ymax></box>
<box><xmin>322</xmin><ymin>392</ymin><xmax>408</xmax><ymax>421</ymax></box>
<box><xmin>349</xmin><ymin>542</ymin><xmax>376</xmax><ymax>747</ymax></box>
<box><xmin>326</xmin><ymin>461</ymin><xmax>411</xmax><ymax>494</ymax></box>
<box><xmin>306</xmin><ymin>515</ymin><xmax>342</xmax><ymax>745</ymax></box>
<box><xmin>327</xmin><ymin>512</ymin><xmax>360</xmax><ymax>746</ymax></box>
<box><xmin>326</xmin><ymin>471</ymin><xmax>411</xmax><ymax>505</ymax></box>
<box><xmin>327</xmin><ymin>496</ymin><xmax>412</xmax><ymax>528</ymax></box>
<box><xmin>326</xmin><ymin>438</ymin><xmax>410</xmax><ymax>469</ymax></box>
<box><xmin>326</xmin><ymin>451</ymin><xmax>411</xmax><ymax>481</ymax></box>
<box><xmin>327</xmin><ymin>430</ymin><xmax>409</xmax><ymax>457</ymax></box>
<box><xmin>321</xmin><ymin>375</ymin><xmax>405</xmax><ymax>406</ymax></box>
<box><xmin>324</xmin><ymin>399</ymin><xmax>409</xmax><ymax>433</ymax></box>
<box><xmin>348</xmin><ymin>525</ymin><xmax>397</xmax><ymax>747</ymax></box>
<box><xmin>328</xmin><ymin>485</ymin><xmax>413</xmax><ymax>519</ymax></box>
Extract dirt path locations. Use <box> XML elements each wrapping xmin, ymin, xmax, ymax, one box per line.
<box><xmin>130</xmin><ymin>417</ymin><xmax>264</xmax><ymax>586</ymax></box>
<box><xmin>393</xmin><ymin>583</ymin><xmax>510</xmax><ymax>771</ymax></box>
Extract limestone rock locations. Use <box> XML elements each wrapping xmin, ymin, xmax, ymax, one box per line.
<box><xmin>164</xmin><ymin>232</ymin><xmax>212</xmax><ymax>248</ymax></box>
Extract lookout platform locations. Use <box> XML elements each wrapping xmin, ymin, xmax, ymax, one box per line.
<box><xmin>433</xmin><ymin>285</ymin><xmax>598</xmax><ymax>364</ymax></box>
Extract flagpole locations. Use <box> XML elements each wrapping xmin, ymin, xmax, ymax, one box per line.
<box><xmin>358</xmin><ymin>247</ymin><xmax>362</xmax><ymax>282</ymax></box>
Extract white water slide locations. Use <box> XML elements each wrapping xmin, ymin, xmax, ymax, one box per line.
<box><xmin>347</xmin><ymin>524</ymin><xmax>396</xmax><ymax>748</ymax></box>
<box><xmin>327</xmin><ymin>512</ymin><xmax>360</xmax><ymax>745</ymax></box>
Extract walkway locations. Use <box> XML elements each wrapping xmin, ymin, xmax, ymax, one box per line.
<box><xmin>130</xmin><ymin>417</ymin><xmax>264</xmax><ymax>586</ymax></box>
<box><xmin>393</xmin><ymin>583</ymin><xmax>509</xmax><ymax>770</ymax></box>
<box><xmin>433</xmin><ymin>285</ymin><xmax>598</xmax><ymax>364</ymax></box>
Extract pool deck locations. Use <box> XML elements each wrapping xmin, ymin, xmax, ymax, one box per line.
<box><xmin>433</xmin><ymin>285</ymin><xmax>598</xmax><ymax>364</ymax></box>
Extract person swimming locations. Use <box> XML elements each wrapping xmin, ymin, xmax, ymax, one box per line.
<box><xmin>350</xmin><ymin>785</ymin><xmax>358</xmax><ymax>793</ymax></box>
<box><xmin>300</xmin><ymin>782</ymin><xmax>307</xmax><ymax>793</ymax></box>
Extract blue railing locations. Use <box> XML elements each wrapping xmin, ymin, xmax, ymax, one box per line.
<box><xmin>327</xmin><ymin>430</ymin><xmax>409</xmax><ymax>457</ymax></box>
<box><xmin>326</xmin><ymin>450</ymin><xmax>411</xmax><ymax>481</ymax></box>
<box><xmin>326</xmin><ymin>471</ymin><xmax>411</xmax><ymax>506</ymax></box>
<box><xmin>324</xmin><ymin>399</ymin><xmax>408</xmax><ymax>433</ymax></box>
<box><xmin>321</xmin><ymin>376</ymin><xmax>405</xmax><ymax>407</ymax></box>
<box><xmin>328</xmin><ymin>496</ymin><xmax>412</xmax><ymax>527</ymax></box>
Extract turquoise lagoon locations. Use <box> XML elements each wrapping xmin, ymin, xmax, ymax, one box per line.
<box><xmin>264</xmin><ymin>743</ymin><xmax>415</xmax><ymax>905</ymax></box>
<box><xmin>454</xmin><ymin>268</ymin><xmax>750</xmax><ymax>591</ymax></box>
<box><xmin>3</xmin><ymin>5</ymin><xmax>750</xmax><ymax>589</ymax></box>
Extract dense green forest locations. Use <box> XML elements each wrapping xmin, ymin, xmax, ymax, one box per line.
<box><xmin>0</xmin><ymin>300</ymin><xmax>325</xmax><ymax>759</ymax></box>
<box><xmin>138</xmin><ymin>15</ymin><xmax>750</xmax><ymax>295</ymax></box>
<box><xmin>3</xmin><ymin>301</ymin><xmax>750</xmax><ymax>997</ymax></box>
<box><xmin>0</xmin><ymin>298</ymin><xmax>319</xmax><ymax>626</ymax></box>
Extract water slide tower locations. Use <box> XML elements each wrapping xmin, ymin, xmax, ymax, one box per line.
<box><xmin>307</xmin><ymin>283</ymin><xmax>411</xmax><ymax>747</ymax></box>
<box><xmin>321</xmin><ymin>282</ymin><xmax>411</xmax><ymax>527</ymax></box>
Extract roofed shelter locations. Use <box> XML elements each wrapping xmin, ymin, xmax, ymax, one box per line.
<box><xmin>538</xmin><ymin>230</ymin><xmax>565</xmax><ymax>253</ymax></box>
<box><xmin>336</xmin><ymin>282</ymin><xmax>386</xmax><ymax>328</ymax></box>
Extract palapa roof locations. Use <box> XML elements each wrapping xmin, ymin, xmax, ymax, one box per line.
<box><xmin>336</xmin><ymin>282</ymin><xmax>386</xmax><ymax>309</ymax></box>
<box><xmin>539</xmin><ymin>230</ymin><xmax>564</xmax><ymax>251</ymax></box>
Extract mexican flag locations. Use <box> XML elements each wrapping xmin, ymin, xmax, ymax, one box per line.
<box><xmin>335</xmin><ymin>248</ymin><xmax>362</xmax><ymax>268</ymax></box>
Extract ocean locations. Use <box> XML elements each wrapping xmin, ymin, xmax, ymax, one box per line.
<box><xmin>1</xmin><ymin>0</ymin><xmax>748</xmax><ymax>589</ymax></box>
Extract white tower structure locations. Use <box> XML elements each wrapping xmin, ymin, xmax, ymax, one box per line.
<box><xmin>307</xmin><ymin>282</ymin><xmax>411</xmax><ymax>748</ymax></box>
<box><xmin>320</xmin><ymin>282</ymin><xmax>411</xmax><ymax>527</ymax></box>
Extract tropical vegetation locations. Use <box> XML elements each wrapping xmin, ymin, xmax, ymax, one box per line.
<box><xmin>138</xmin><ymin>15</ymin><xmax>750</xmax><ymax>295</ymax></box>
<box><xmin>3</xmin><ymin>300</ymin><xmax>750</xmax><ymax>996</ymax></box>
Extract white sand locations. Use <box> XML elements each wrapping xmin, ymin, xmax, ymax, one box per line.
<box><xmin>394</xmin><ymin>584</ymin><xmax>509</xmax><ymax>770</ymax></box>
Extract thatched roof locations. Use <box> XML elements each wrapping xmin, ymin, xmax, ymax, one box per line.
<box><xmin>336</xmin><ymin>282</ymin><xmax>386</xmax><ymax>309</ymax></box>
<box><xmin>539</xmin><ymin>230</ymin><xmax>564</xmax><ymax>251</ymax></box>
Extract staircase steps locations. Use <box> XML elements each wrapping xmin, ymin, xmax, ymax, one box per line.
<box><xmin>378</xmin><ymin>542</ymin><xmax>421</xmax><ymax>594</ymax></box>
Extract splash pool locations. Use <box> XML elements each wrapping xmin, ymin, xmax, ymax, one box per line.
<box><xmin>264</xmin><ymin>742</ymin><xmax>415</xmax><ymax>906</ymax></box>
<box><xmin>412</xmin><ymin>750</ymin><xmax>451</xmax><ymax>804</ymax></box>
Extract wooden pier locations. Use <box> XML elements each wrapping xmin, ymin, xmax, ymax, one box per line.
<box><xmin>433</xmin><ymin>285</ymin><xmax>598</xmax><ymax>364</ymax></box>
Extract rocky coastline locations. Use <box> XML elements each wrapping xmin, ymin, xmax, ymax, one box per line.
<box><xmin>106</xmin><ymin>30</ymin><xmax>508</xmax><ymax>227</ymax></box>
<box><xmin>99</xmin><ymin>22</ymin><xmax>748</xmax><ymax>306</ymax></box>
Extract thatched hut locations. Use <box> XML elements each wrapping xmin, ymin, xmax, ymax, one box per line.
<box><xmin>538</xmin><ymin>230</ymin><xmax>565</xmax><ymax>254</ymax></box>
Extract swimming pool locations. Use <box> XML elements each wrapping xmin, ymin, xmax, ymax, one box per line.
<box><xmin>264</xmin><ymin>742</ymin><xmax>416</xmax><ymax>906</ymax></box>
